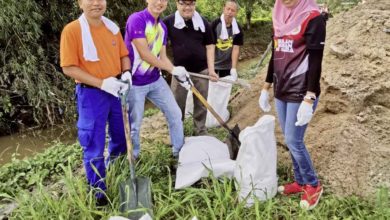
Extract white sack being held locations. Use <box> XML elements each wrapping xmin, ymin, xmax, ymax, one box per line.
<box><xmin>184</xmin><ymin>76</ymin><xmax>232</xmax><ymax>128</ymax></box>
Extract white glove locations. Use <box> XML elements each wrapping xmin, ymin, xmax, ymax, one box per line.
<box><xmin>101</xmin><ymin>77</ymin><xmax>128</xmax><ymax>97</ymax></box>
<box><xmin>172</xmin><ymin>66</ymin><xmax>191</xmax><ymax>90</ymax></box>
<box><xmin>121</xmin><ymin>70</ymin><xmax>132</xmax><ymax>86</ymax></box>
<box><xmin>174</xmin><ymin>76</ymin><xmax>191</xmax><ymax>90</ymax></box>
<box><xmin>172</xmin><ymin>66</ymin><xmax>189</xmax><ymax>78</ymax></box>
<box><xmin>259</xmin><ymin>89</ymin><xmax>271</xmax><ymax>112</ymax></box>
<box><xmin>230</xmin><ymin>68</ymin><xmax>238</xmax><ymax>81</ymax></box>
<box><xmin>295</xmin><ymin>101</ymin><xmax>314</xmax><ymax>126</ymax></box>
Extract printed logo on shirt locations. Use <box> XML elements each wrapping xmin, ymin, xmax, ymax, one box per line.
<box><xmin>134</xmin><ymin>21</ymin><xmax>165</xmax><ymax>75</ymax></box>
<box><xmin>275</xmin><ymin>39</ymin><xmax>294</xmax><ymax>53</ymax></box>
<box><xmin>216</xmin><ymin>37</ymin><xmax>233</xmax><ymax>51</ymax></box>
<box><xmin>288</xmin><ymin>25</ymin><xmax>301</xmax><ymax>35</ymax></box>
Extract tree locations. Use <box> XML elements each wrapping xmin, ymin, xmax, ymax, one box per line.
<box><xmin>0</xmin><ymin>0</ymin><xmax>153</xmax><ymax>134</ymax></box>
<box><xmin>240</xmin><ymin>0</ymin><xmax>273</xmax><ymax>29</ymax></box>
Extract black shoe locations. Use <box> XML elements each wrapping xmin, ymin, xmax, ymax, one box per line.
<box><xmin>96</xmin><ymin>196</ymin><xmax>108</xmax><ymax>207</ymax></box>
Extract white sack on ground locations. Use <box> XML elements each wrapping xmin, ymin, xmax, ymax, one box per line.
<box><xmin>205</xmin><ymin>76</ymin><xmax>232</xmax><ymax>128</ymax></box>
<box><xmin>184</xmin><ymin>76</ymin><xmax>232</xmax><ymax>126</ymax></box>
<box><xmin>175</xmin><ymin>136</ymin><xmax>236</xmax><ymax>189</ymax></box>
<box><xmin>234</xmin><ymin>115</ymin><xmax>278</xmax><ymax>206</ymax></box>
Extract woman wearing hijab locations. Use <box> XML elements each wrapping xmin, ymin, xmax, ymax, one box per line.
<box><xmin>258</xmin><ymin>0</ymin><xmax>326</xmax><ymax>210</ymax></box>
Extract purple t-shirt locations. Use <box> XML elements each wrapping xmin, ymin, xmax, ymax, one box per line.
<box><xmin>125</xmin><ymin>8</ymin><xmax>168</xmax><ymax>86</ymax></box>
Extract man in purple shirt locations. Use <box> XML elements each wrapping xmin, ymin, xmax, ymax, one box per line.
<box><xmin>124</xmin><ymin>0</ymin><xmax>189</xmax><ymax>158</ymax></box>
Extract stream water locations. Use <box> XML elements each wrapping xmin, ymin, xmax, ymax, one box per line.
<box><xmin>0</xmin><ymin>101</ymin><xmax>158</xmax><ymax>166</ymax></box>
<box><xmin>0</xmin><ymin>126</ymin><xmax>77</xmax><ymax>166</ymax></box>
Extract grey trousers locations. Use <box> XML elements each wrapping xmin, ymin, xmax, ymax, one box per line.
<box><xmin>171</xmin><ymin>69</ymin><xmax>209</xmax><ymax>135</ymax></box>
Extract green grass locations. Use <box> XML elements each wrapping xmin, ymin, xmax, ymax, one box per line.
<box><xmin>144</xmin><ymin>108</ymin><xmax>160</xmax><ymax>118</ymax></box>
<box><xmin>5</xmin><ymin>143</ymin><xmax>390</xmax><ymax>219</ymax></box>
<box><xmin>1</xmin><ymin>122</ymin><xmax>389</xmax><ymax>219</ymax></box>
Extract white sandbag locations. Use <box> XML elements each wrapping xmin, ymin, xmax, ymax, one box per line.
<box><xmin>175</xmin><ymin>136</ymin><xmax>236</xmax><ymax>189</ymax></box>
<box><xmin>205</xmin><ymin>76</ymin><xmax>232</xmax><ymax>128</ymax></box>
<box><xmin>184</xmin><ymin>90</ymin><xmax>194</xmax><ymax>119</ymax></box>
<box><xmin>234</xmin><ymin>115</ymin><xmax>278</xmax><ymax>206</ymax></box>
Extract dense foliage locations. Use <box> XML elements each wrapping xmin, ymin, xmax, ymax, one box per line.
<box><xmin>0</xmin><ymin>0</ymin><xmax>149</xmax><ymax>135</ymax></box>
<box><xmin>0</xmin><ymin>142</ymin><xmax>82</xmax><ymax>197</ymax></box>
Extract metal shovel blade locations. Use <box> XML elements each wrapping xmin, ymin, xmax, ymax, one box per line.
<box><xmin>189</xmin><ymin>84</ymin><xmax>242</xmax><ymax>160</ymax></box>
<box><xmin>225</xmin><ymin>124</ymin><xmax>241</xmax><ymax>160</ymax></box>
<box><xmin>119</xmin><ymin>176</ymin><xmax>153</xmax><ymax>220</ymax></box>
<box><xmin>118</xmin><ymin>88</ymin><xmax>153</xmax><ymax>220</ymax></box>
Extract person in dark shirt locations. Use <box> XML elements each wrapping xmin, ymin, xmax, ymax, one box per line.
<box><xmin>211</xmin><ymin>0</ymin><xmax>244</xmax><ymax>80</ymax></box>
<box><xmin>163</xmin><ymin>0</ymin><xmax>219</xmax><ymax>136</ymax></box>
<box><xmin>258</xmin><ymin>0</ymin><xmax>326</xmax><ymax>210</ymax></box>
<box><xmin>320</xmin><ymin>3</ymin><xmax>331</xmax><ymax>21</ymax></box>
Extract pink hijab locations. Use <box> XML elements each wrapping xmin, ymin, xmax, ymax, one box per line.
<box><xmin>272</xmin><ymin>0</ymin><xmax>320</xmax><ymax>37</ymax></box>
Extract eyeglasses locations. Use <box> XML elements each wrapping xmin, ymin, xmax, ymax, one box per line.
<box><xmin>178</xmin><ymin>1</ymin><xmax>196</xmax><ymax>7</ymax></box>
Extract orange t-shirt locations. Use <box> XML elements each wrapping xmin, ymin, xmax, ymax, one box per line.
<box><xmin>60</xmin><ymin>20</ymin><xmax>128</xmax><ymax>79</ymax></box>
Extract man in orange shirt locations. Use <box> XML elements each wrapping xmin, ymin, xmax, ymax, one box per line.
<box><xmin>60</xmin><ymin>0</ymin><xmax>130</xmax><ymax>206</ymax></box>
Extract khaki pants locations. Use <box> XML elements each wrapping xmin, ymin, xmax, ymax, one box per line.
<box><xmin>171</xmin><ymin>69</ymin><xmax>209</xmax><ymax>135</ymax></box>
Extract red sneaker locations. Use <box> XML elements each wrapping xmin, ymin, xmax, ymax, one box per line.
<box><xmin>300</xmin><ymin>183</ymin><xmax>323</xmax><ymax>210</ymax></box>
<box><xmin>277</xmin><ymin>182</ymin><xmax>304</xmax><ymax>195</ymax></box>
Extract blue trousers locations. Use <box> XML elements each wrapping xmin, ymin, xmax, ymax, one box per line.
<box><xmin>275</xmin><ymin>98</ymin><xmax>319</xmax><ymax>186</ymax></box>
<box><xmin>76</xmin><ymin>85</ymin><xmax>127</xmax><ymax>198</ymax></box>
<box><xmin>127</xmin><ymin>77</ymin><xmax>184</xmax><ymax>157</ymax></box>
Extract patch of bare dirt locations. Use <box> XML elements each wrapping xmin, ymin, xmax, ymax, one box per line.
<box><xmin>229</xmin><ymin>0</ymin><xmax>390</xmax><ymax>197</ymax></box>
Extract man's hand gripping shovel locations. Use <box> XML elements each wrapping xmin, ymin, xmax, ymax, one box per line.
<box><xmin>118</xmin><ymin>81</ymin><xmax>153</xmax><ymax>219</ymax></box>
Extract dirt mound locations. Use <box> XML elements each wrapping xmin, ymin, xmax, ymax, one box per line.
<box><xmin>229</xmin><ymin>0</ymin><xmax>390</xmax><ymax>197</ymax></box>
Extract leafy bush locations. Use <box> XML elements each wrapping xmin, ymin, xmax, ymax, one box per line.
<box><xmin>0</xmin><ymin>142</ymin><xmax>82</xmax><ymax>197</ymax></box>
<box><xmin>0</xmin><ymin>0</ymin><xmax>152</xmax><ymax>135</ymax></box>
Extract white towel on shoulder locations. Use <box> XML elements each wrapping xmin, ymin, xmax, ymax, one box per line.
<box><xmin>219</xmin><ymin>14</ymin><xmax>240</xmax><ymax>40</ymax></box>
<box><xmin>174</xmin><ymin>10</ymin><xmax>205</xmax><ymax>33</ymax></box>
<box><xmin>79</xmin><ymin>13</ymin><xmax>120</xmax><ymax>62</ymax></box>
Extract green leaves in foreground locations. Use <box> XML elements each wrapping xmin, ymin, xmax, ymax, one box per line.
<box><xmin>0</xmin><ymin>142</ymin><xmax>82</xmax><ymax>197</ymax></box>
<box><xmin>4</xmin><ymin>139</ymin><xmax>389</xmax><ymax>219</ymax></box>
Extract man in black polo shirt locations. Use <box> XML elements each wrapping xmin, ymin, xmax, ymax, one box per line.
<box><xmin>211</xmin><ymin>0</ymin><xmax>244</xmax><ymax>79</ymax></box>
<box><xmin>164</xmin><ymin>0</ymin><xmax>218</xmax><ymax>136</ymax></box>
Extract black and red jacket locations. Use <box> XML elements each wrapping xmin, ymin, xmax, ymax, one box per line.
<box><xmin>266</xmin><ymin>11</ymin><xmax>326</xmax><ymax>102</ymax></box>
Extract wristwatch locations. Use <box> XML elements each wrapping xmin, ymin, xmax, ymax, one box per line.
<box><xmin>304</xmin><ymin>95</ymin><xmax>316</xmax><ymax>101</ymax></box>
